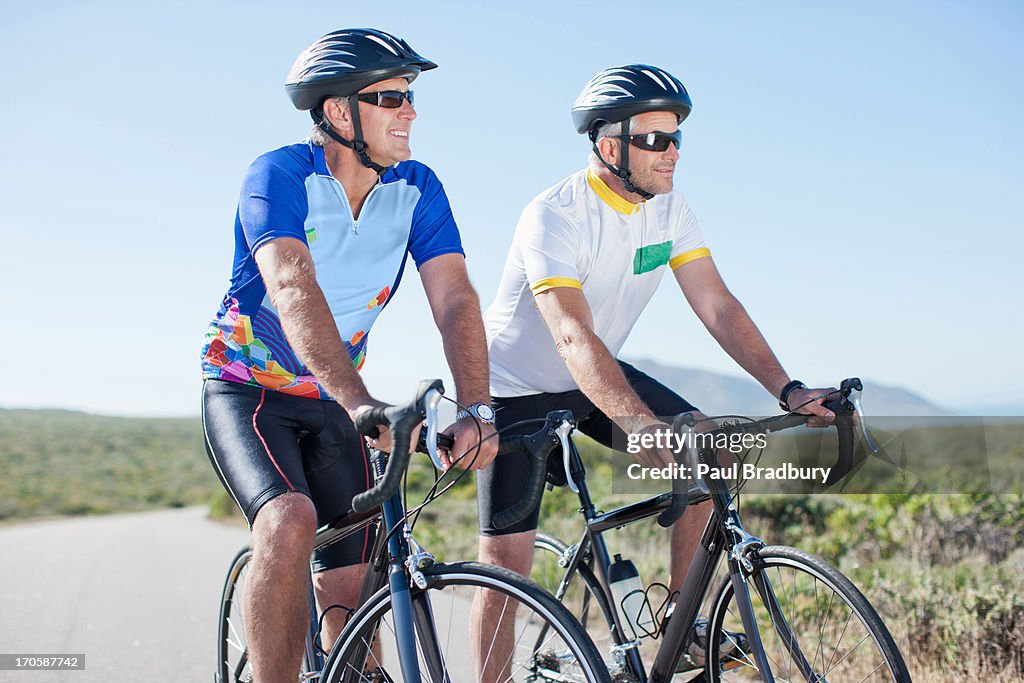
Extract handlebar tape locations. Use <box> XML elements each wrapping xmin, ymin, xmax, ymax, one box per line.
<box><xmin>352</xmin><ymin>409</ymin><xmax>418</xmax><ymax>513</ymax></box>
<box><xmin>491</xmin><ymin>430</ymin><xmax>558</xmax><ymax>529</ymax></box>
<box><xmin>656</xmin><ymin>476</ymin><xmax>688</xmax><ymax>528</ymax></box>
<box><xmin>350</xmin><ymin>379</ymin><xmax>444</xmax><ymax>513</ymax></box>
<box><xmin>354</xmin><ymin>406</ymin><xmax>391</xmax><ymax>439</ymax></box>
<box><xmin>821</xmin><ymin>397</ymin><xmax>854</xmax><ymax>485</ymax></box>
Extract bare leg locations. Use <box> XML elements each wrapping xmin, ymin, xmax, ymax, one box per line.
<box><xmin>669</xmin><ymin>499</ymin><xmax>712</xmax><ymax>594</ymax></box>
<box><xmin>471</xmin><ymin>531</ymin><xmax>536</xmax><ymax>683</ymax></box>
<box><xmin>247</xmin><ymin>492</ymin><xmax>317</xmax><ymax>683</ymax></box>
<box><xmin>314</xmin><ymin>563</ymin><xmax>378</xmax><ymax>659</ymax></box>
<box><xmin>670</xmin><ymin>410</ymin><xmax>719</xmax><ymax>595</ymax></box>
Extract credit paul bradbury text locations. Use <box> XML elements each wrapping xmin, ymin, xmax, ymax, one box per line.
<box><xmin>625</xmin><ymin>462</ymin><xmax>834</xmax><ymax>485</ymax></box>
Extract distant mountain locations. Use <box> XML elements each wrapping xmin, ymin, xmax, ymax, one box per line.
<box><xmin>625</xmin><ymin>358</ymin><xmax>950</xmax><ymax>417</ymax></box>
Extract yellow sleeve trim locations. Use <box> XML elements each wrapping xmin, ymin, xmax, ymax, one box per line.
<box><xmin>670</xmin><ymin>247</ymin><xmax>711</xmax><ymax>270</ymax></box>
<box><xmin>530</xmin><ymin>277</ymin><xmax>583</xmax><ymax>294</ymax></box>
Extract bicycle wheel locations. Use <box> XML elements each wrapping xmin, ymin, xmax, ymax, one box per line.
<box><xmin>706</xmin><ymin>546</ymin><xmax>911</xmax><ymax>682</ymax></box>
<box><xmin>216</xmin><ymin>547</ymin><xmax>319</xmax><ymax>683</ymax></box>
<box><xmin>319</xmin><ymin>561</ymin><xmax>611</xmax><ymax>683</ymax></box>
<box><xmin>217</xmin><ymin>547</ymin><xmax>254</xmax><ymax>683</ymax></box>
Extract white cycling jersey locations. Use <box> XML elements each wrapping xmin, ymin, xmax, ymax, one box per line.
<box><xmin>486</xmin><ymin>169</ymin><xmax>710</xmax><ymax>397</ymax></box>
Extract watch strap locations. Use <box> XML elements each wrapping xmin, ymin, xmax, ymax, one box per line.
<box><xmin>778</xmin><ymin>380</ymin><xmax>807</xmax><ymax>411</ymax></box>
<box><xmin>456</xmin><ymin>402</ymin><xmax>495</xmax><ymax>424</ymax></box>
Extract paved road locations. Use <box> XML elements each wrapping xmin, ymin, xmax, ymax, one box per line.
<box><xmin>0</xmin><ymin>507</ymin><xmax>248</xmax><ymax>682</ymax></box>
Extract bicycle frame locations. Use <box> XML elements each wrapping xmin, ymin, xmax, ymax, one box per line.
<box><xmin>550</xmin><ymin>437</ymin><xmax>792</xmax><ymax>683</ymax></box>
<box><xmin>304</xmin><ymin>448</ymin><xmax>448</xmax><ymax>683</ymax></box>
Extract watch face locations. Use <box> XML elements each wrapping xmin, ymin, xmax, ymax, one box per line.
<box><xmin>476</xmin><ymin>404</ymin><xmax>496</xmax><ymax>421</ymax></box>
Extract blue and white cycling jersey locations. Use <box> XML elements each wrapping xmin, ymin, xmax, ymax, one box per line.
<box><xmin>201</xmin><ymin>140</ymin><xmax>464</xmax><ymax>400</ymax></box>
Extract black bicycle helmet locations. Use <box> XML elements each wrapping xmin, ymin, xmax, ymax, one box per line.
<box><xmin>285</xmin><ymin>29</ymin><xmax>437</xmax><ymax>174</ymax></box>
<box><xmin>572</xmin><ymin>64</ymin><xmax>692</xmax><ymax>199</ymax></box>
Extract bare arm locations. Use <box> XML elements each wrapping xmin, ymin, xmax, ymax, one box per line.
<box><xmin>419</xmin><ymin>254</ymin><xmax>498</xmax><ymax>469</ymax></box>
<box><xmin>674</xmin><ymin>256</ymin><xmax>833</xmax><ymax>418</ymax></box>
<box><xmin>254</xmin><ymin>237</ymin><xmax>378</xmax><ymax>415</ymax></box>
<box><xmin>420</xmin><ymin>254</ymin><xmax>491</xmax><ymax>406</ymax></box>
<box><xmin>534</xmin><ymin>287</ymin><xmax>656</xmax><ymax>429</ymax></box>
<box><xmin>534</xmin><ymin>287</ymin><xmax>680</xmax><ymax>467</ymax></box>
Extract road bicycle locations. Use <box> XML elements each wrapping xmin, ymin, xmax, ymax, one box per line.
<box><xmin>517</xmin><ymin>379</ymin><xmax>912</xmax><ymax>682</ymax></box>
<box><xmin>215</xmin><ymin>379</ymin><xmax>611</xmax><ymax>683</ymax></box>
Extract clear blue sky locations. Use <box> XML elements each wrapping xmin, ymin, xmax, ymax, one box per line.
<box><xmin>1</xmin><ymin>0</ymin><xmax>1021</xmax><ymax>416</ymax></box>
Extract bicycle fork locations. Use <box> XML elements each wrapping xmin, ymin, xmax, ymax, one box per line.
<box><xmin>723</xmin><ymin>514</ymin><xmax>822</xmax><ymax>683</ymax></box>
<box><xmin>379</xmin><ymin>488</ymin><xmax>450</xmax><ymax>683</ymax></box>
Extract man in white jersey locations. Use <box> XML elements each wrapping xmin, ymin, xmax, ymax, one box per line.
<box><xmin>470</xmin><ymin>64</ymin><xmax>836</xmax><ymax>672</ymax></box>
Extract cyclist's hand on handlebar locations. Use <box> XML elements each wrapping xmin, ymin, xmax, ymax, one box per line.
<box><xmin>787</xmin><ymin>386</ymin><xmax>838</xmax><ymax>428</ymax></box>
<box><xmin>351</xmin><ymin>400</ymin><xmax>407</xmax><ymax>453</ymax></box>
<box><xmin>632</xmin><ymin>417</ymin><xmax>679</xmax><ymax>470</ymax></box>
<box><xmin>441</xmin><ymin>418</ymin><xmax>498</xmax><ymax>471</ymax></box>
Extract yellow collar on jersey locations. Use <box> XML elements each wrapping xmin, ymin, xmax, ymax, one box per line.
<box><xmin>586</xmin><ymin>169</ymin><xmax>643</xmax><ymax>216</ymax></box>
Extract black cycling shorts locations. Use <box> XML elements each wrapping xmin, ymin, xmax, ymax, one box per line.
<box><xmin>202</xmin><ymin>379</ymin><xmax>375</xmax><ymax>571</ymax></box>
<box><xmin>477</xmin><ymin>361</ymin><xmax>698</xmax><ymax>536</ymax></box>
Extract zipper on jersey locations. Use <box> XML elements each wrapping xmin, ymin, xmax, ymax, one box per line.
<box><xmin>353</xmin><ymin>183</ymin><xmax>382</xmax><ymax>235</ymax></box>
<box><xmin>325</xmin><ymin>176</ymin><xmax>382</xmax><ymax>237</ymax></box>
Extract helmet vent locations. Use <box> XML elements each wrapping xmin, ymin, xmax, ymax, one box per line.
<box><xmin>365</xmin><ymin>33</ymin><xmax>402</xmax><ymax>55</ymax></box>
<box><xmin>640</xmin><ymin>68</ymin><xmax>670</xmax><ymax>90</ymax></box>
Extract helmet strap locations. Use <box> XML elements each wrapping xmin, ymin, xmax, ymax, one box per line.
<box><xmin>591</xmin><ymin>118</ymin><xmax>654</xmax><ymax>201</ymax></box>
<box><xmin>311</xmin><ymin>99</ymin><xmax>389</xmax><ymax>176</ymax></box>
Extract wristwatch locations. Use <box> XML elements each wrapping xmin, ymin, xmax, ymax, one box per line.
<box><xmin>456</xmin><ymin>402</ymin><xmax>496</xmax><ymax>424</ymax></box>
<box><xmin>778</xmin><ymin>380</ymin><xmax>807</xmax><ymax>411</ymax></box>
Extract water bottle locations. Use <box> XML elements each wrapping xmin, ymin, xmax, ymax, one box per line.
<box><xmin>608</xmin><ymin>554</ymin><xmax>655</xmax><ymax>638</ymax></box>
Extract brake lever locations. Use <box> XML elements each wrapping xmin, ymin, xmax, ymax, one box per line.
<box><xmin>840</xmin><ymin>378</ymin><xmax>880</xmax><ymax>453</ymax></box>
<box><xmin>556</xmin><ymin>420</ymin><xmax>579</xmax><ymax>493</ymax></box>
<box><xmin>424</xmin><ymin>388</ymin><xmax>444</xmax><ymax>469</ymax></box>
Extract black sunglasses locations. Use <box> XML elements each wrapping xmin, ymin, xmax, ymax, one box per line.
<box><xmin>356</xmin><ymin>90</ymin><xmax>415</xmax><ymax>109</ymax></box>
<box><xmin>613</xmin><ymin>130</ymin><xmax>682</xmax><ymax>152</ymax></box>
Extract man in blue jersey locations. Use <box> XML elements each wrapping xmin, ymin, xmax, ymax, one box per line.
<box><xmin>201</xmin><ymin>29</ymin><xmax>497</xmax><ymax>681</ymax></box>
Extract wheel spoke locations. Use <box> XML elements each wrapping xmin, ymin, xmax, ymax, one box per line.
<box><xmin>824</xmin><ymin>602</ymin><xmax>857</xmax><ymax>674</ymax></box>
<box><xmin>362</xmin><ymin>622</ymin><xmax>386</xmax><ymax>674</ymax></box>
<box><xmin>819</xmin><ymin>631</ymin><xmax>871</xmax><ymax>674</ymax></box>
<box><xmin>856</xmin><ymin>658</ymin><xmax>887</xmax><ymax>683</ymax></box>
<box><xmin>810</xmin><ymin>576</ymin><xmax>831</xmax><ymax>675</ymax></box>
<box><xmin>226</xmin><ymin>617</ymin><xmax>245</xmax><ymax>653</ymax></box>
<box><xmin>768</xmin><ymin>566</ymin><xmax>793</xmax><ymax>680</ymax></box>
<box><xmin>479</xmin><ymin>590</ymin><xmax>512</xmax><ymax>680</ymax></box>
<box><xmin>820</xmin><ymin>584</ymin><xmax>838</xmax><ymax>675</ymax></box>
<box><xmin>770</xmin><ymin>564</ymin><xmax>797</xmax><ymax>681</ymax></box>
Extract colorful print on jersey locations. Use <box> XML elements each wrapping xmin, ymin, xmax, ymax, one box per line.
<box><xmin>201</xmin><ymin>299</ymin><xmax>368</xmax><ymax>397</ymax></box>
<box><xmin>366</xmin><ymin>286</ymin><xmax>390</xmax><ymax>311</ymax></box>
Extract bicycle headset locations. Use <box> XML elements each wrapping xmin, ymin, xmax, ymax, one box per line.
<box><xmin>571</xmin><ymin>64</ymin><xmax>693</xmax><ymax>200</ymax></box>
<box><xmin>285</xmin><ymin>28</ymin><xmax>437</xmax><ymax>175</ymax></box>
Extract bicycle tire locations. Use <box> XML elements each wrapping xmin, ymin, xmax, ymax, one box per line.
<box><xmin>216</xmin><ymin>546</ymin><xmax>318</xmax><ymax>683</ymax></box>
<box><xmin>217</xmin><ymin>547</ymin><xmax>254</xmax><ymax>683</ymax></box>
<box><xmin>706</xmin><ymin>545</ymin><xmax>911</xmax><ymax>682</ymax></box>
<box><xmin>319</xmin><ymin>561</ymin><xmax>612</xmax><ymax>683</ymax></box>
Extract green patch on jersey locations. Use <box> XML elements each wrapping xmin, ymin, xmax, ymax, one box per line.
<box><xmin>633</xmin><ymin>241</ymin><xmax>672</xmax><ymax>275</ymax></box>
<box><xmin>305</xmin><ymin>226</ymin><xmax>318</xmax><ymax>243</ymax></box>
